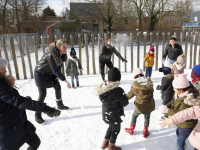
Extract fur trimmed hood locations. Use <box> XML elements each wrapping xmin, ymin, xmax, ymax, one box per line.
<box><xmin>132</xmin><ymin>80</ymin><xmax>153</xmax><ymax>90</ymax></box>
<box><xmin>164</xmin><ymin>73</ymin><xmax>175</xmax><ymax>78</ymax></box>
<box><xmin>47</xmin><ymin>43</ymin><xmax>67</xmax><ymax>66</ymax></box>
<box><xmin>93</xmin><ymin>81</ymin><xmax>120</xmax><ymax>96</ymax></box>
<box><xmin>184</xmin><ymin>93</ymin><xmax>200</xmax><ymax>106</ymax></box>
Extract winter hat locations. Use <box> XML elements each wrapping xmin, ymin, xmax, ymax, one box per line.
<box><xmin>149</xmin><ymin>45</ymin><xmax>154</xmax><ymax>52</ymax></box>
<box><xmin>172</xmin><ymin>73</ymin><xmax>190</xmax><ymax>89</ymax></box>
<box><xmin>0</xmin><ymin>58</ymin><xmax>7</xmax><ymax>67</ymax></box>
<box><xmin>133</xmin><ymin>68</ymin><xmax>144</xmax><ymax>78</ymax></box>
<box><xmin>177</xmin><ymin>53</ymin><xmax>186</xmax><ymax>64</ymax></box>
<box><xmin>159</xmin><ymin>67</ymin><xmax>171</xmax><ymax>75</ymax></box>
<box><xmin>108</xmin><ymin>67</ymin><xmax>121</xmax><ymax>82</ymax></box>
<box><xmin>170</xmin><ymin>35</ymin><xmax>177</xmax><ymax>41</ymax></box>
<box><xmin>191</xmin><ymin>64</ymin><xmax>200</xmax><ymax>82</ymax></box>
<box><xmin>70</xmin><ymin>48</ymin><xmax>76</xmax><ymax>56</ymax></box>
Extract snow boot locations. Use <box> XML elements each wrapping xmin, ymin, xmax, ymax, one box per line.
<box><xmin>77</xmin><ymin>83</ymin><xmax>79</xmax><ymax>87</ymax></box>
<box><xmin>108</xmin><ymin>143</ymin><xmax>121</xmax><ymax>150</ymax></box>
<box><xmin>72</xmin><ymin>84</ymin><xmax>75</xmax><ymax>89</ymax></box>
<box><xmin>101</xmin><ymin>139</ymin><xmax>109</xmax><ymax>149</ymax></box>
<box><xmin>125</xmin><ymin>124</ymin><xmax>135</xmax><ymax>135</ymax></box>
<box><xmin>35</xmin><ymin>112</ymin><xmax>45</xmax><ymax>124</ymax></box>
<box><xmin>143</xmin><ymin>127</ymin><xmax>149</xmax><ymax>138</ymax></box>
<box><xmin>56</xmin><ymin>100</ymin><xmax>69</xmax><ymax>110</ymax></box>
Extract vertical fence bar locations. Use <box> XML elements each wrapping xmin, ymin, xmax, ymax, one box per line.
<box><xmin>124</xmin><ymin>41</ymin><xmax>127</xmax><ymax>72</ymax></box>
<box><xmin>84</xmin><ymin>34</ymin><xmax>89</xmax><ymax>75</ymax></box>
<box><xmin>78</xmin><ymin>34</ymin><xmax>82</xmax><ymax>75</ymax></box>
<box><xmin>162</xmin><ymin>32</ymin><xmax>165</xmax><ymax>67</ymax></box>
<box><xmin>137</xmin><ymin>32</ymin><xmax>140</xmax><ymax>68</ymax></box>
<box><xmin>156</xmin><ymin>32</ymin><xmax>159</xmax><ymax>70</ymax></box>
<box><xmin>185</xmin><ymin>32</ymin><xmax>189</xmax><ymax>68</ymax></box>
<box><xmin>143</xmin><ymin>34</ymin><xmax>146</xmax><ymax>71</ymax></box>
<box><xmin>117</xmin><ymin>33</ymin><xmax>121</xmax><ymax>71</ymax></box>
<box><xmin>180</xmin><ymin>32</ymin><xmax>183</xmax><ymax>47</ymax></box>
<box><xmin>104</xmin><ymin>33</ymin><xmax>108</xmax><ymax>74</ymax></box>
<box><xmin>190</xmin><ymin>32</ymin><xmax>193</xmax><ymax>69</ymax></box>
<box><xmin>193</xmin><ymin>32</ymin><xmax>199</xmax><ymax>67</ymax></box>
<box><xmin>91</xmin><ymin>34</ymin><xmax>96</xmax><ymax>75</ymax></box>
<box><xmin>0</xmin><ymin>47</ymin><xmax>2</xmax><ymax>58</ymax></box>
<box><xmin>70</xmin><ymin>35</ymin><xmax>74</xmax><ymax>48</ymax></box>
<box><xmin>150</xmin><ymin>32</ymin><xmax>153</xmax><ymax>46</ymax></box>
<box><xmin>167</xmin><ymin>32</ymin><xmax>170</xmax><ymax>43</ymax></box>
<box><xmin>98</xmin><ymin>33</ymin><xmax>101</xmax><ymax>74</ymax></box>
<box><xmin>41</xmin><ymin>35</ymin><xmax>45</xmax><ymax>54</ymax></box>
<box><xmin>55</xmin><ymin>35</ymin><xmax>58</xmax><ymax>40</ymax></box>
<box><xmin>111</xmin><ymin>33</ymin><xmax>114</xmax><ymax>64</ymax></box>
<box><xmin>33</xmin><ymin>35</ymin><xmax>39</xmax><ymax>64</ymax></box>
<box><xmin>130</xmin><ymin>33</ymin><xmax>133</xmax><ymax>71</ymax></box>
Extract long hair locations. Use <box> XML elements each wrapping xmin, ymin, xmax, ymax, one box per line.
<box><xmin>0</xmin><ymin>73</ymin><xmax>15</xmax><ymax>88</ymax></box>
<box><xmin>53</xmin><ymin>39</ymin><xmax>67</xmax><ymax>48</ymax></box>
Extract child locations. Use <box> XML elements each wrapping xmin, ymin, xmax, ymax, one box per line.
<box><xmin>94</xmin><ymin>67</ymin><xmax>129</xmax><ymax>150</ymax></box>
<box><xmin>157</xmin><ymin>67</ymin><xmax>174</xmax><ymax>118</ymax></box>
<box><xmin>160</xmin><ymin>73</ymin><xmax>198</xmax><ymax>150</ymax></box>
<box><xmin>144</xmin><ymin>45</ymin><xmax>155</xmax><ymax>80</ymax></box>
<box><xmin>191</xmin><ymin>64</ymin><xmax>200</xmax><ymax>89</ymax></box>
<box><xmin>66</xmin><ymin>48</ymin><xmax>83</xmax><ymax>88</ymax></box>
<box><xmin>125</xmin><ymin>68</ymin><xmax>155</xmax><ymax>138</ymax></box>
<box><xmin>170</xmin><ymin>53</ymin><xmax>185</xmax><ymax>74</ymax></box>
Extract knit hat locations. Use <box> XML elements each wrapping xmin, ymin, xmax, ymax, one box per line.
<box><xmin>172</xmin><ymin>73</ymin><xmax>190</xmax><ymax>89</ymax></box>
<box><xmin>133</xmin><ymin>68</ymin><xmax>144</xmax><ymax>78</ymax></box>
<box><xmin>149</xmin><ymin>45</ymin><xmax>154</xmax><ymax>52</ymax></box>
<box><xmin>70</xmin><ymin>48</ymin><xmax>76</xmax><ymax>56</ymax></box>
<box><xmin>177</xmin><ymin>53</ymin><xmax>186</xmax><ymax>64</ymax></box>
<box><xmin>170</xmin><ymin>35</ymin><xmax>177</xmax><ymax>41</ymax></box>
<box><xmin>108</xmin><ymin>67</ymin><xmax>121</xmax><ymax>82</ymax></box>
<box><xmin>191</xmin><ymin>64</ymin><xmax>200</xmax><ymax>82</ymax></box>
<box><xmin>0</xmin><ymin>58</ymin><xmax>7</xmax><ymax>67</ymax></box>
<box><xmin>159</xmin><ymin>67</ymin><xmax>171</xmax><ymax>75</ymax></box>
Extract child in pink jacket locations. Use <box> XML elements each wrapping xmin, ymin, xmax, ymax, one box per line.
<box><xmin>160</xmin><ymin>93</ymin><xmax>200</xmax><ymax>150</ymax></box>
<box><xmin>170</xmin><ymin>53</ymin><xmax>185</xmax><ymax>74</ymax></box>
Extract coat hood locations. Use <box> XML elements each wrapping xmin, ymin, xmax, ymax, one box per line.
<box><xmin>132</xmin><ymin>80</ymin><xmax>153</xmax><ymax>91</ymax></box>
<box><xmin>164</xmin><ymin>73</ymin><xmax>174</xmax><ymax>79</ymax></box>
<box><xmin>184</xmin><ymin>93</ymin><xmax>200</xmax><ymax>106</ymax></box>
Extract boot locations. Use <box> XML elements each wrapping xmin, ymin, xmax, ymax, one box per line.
<box><xmin>108</xmin><ymin>143</ymin><xmax>121</xmax><ymax>150</ymax></box>
<box><xmin>77</xmin><ymin>83</ymin><xmax>79</xmax><ymax>87</ymax></box>
<box><xmin>143</xmin><ymin>127</ymin><xmax>149</xmax><ymax>138</ymax></box>
<box><xmin>101</xmin><ymin>139</ymin><xmax>109</xmax><ymax>149</ymax></box>
<box><xmin>72</xmin><ymin>84</ymin><xmax>75</xmax><ymax>89</ymax></box>
<box><xmin>56</xmin><ymin>100</ymin><xmax>69</xmax><ymax>110</ymax></box>
<box><xmin>147</xmin><ymin>77</ymin><xmax>151</xmax><ymax>80</ymax></box>
<box><xmin>125</xmin><ymin>124</ymin><xmax>135</xmax><ymax>135</ymax></box>
<box><xmin>35</xmin><ymin>112</ymin><xmax>45</xmax><ymax>124</ymax></box>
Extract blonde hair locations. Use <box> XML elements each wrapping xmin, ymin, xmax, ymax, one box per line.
<box><xmin>53</xmin><ymin>39</ymin><xmax>66</xmax><ymax>48</ymax></box>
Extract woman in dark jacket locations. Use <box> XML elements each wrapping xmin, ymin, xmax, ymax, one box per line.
<box><xmin>0</xmin><ymin>58</ymin><xmax>60</xmax><ymax>150</ymax></box>
<box><xmin>162</xmin><ymin>36</ymin><xmax>183</xmax><ymax>67</ymax></box>
<box><xmin>99</xmin><ymin>37</ymin><xmax>127</xmax><ymax>82</ymax></box>
<box><xmin>34</xmin><ymin>39</ymin><xmax>71</xmax><ymax>124</ymax></box>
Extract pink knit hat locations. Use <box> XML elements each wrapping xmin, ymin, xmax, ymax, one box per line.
<box><xmin>177</xmin><ymin>54</ymin><xmax>185</xmax><ymax>64</ymax></box>
<box><xmin>172</xmin><ymin>73</ymin><xmax>190</xmax><ymax>89</ymax></box>
<box><xmin>133</xmin><ymin>68</ymin><xmax>143</xmax><ymax>78</ymax></box>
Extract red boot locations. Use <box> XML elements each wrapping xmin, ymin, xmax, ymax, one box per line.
<box><xmin>143</xmin><ymin>127</ymin><xmax>149</xmax><ymax>138</ymax></box>
<box><xmin>125</xmin><ymin>124</ymin><xmax>135</xmax><ymax>135</ymax></box>
<box><xmin>108</xmin><ymin>143</ymin><xmax>121</xmax><ymax>150</ymax></box>
<box><xmin>101</xmin><ymin>139</ymin><xmax>109</xmax><ymax>149</ymax></box>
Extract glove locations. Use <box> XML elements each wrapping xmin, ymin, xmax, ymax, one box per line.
<box><xmin>156</xmin><ymin>85</ymin><xmax>161</xmax><ymax>90</ymax></box>
<box><xmin>122</xmin><ymin>59</ymin><xmax>128</xmax><ymax>63</ymax></box>
<box><xmin>43</xmin><ymin>105</ymin><xmax>61</xmax><ymax>117</ymax></box>
<box><xmin>158</xmin><ymin>105</ymin><xmax>169</xmax><ymax>114</ymax></box>
<box><xmin>162</xmin><ymin>58</ymin><xmax>166</xmax><ymax>64</ymax></box>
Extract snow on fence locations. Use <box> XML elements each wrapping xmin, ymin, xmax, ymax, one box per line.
<box><xmin>0</xmin><ymin>31</ymin><xmax>199</xmax><ymax>80</ymax></box>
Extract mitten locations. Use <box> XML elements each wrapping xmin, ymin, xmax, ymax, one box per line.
<box><xmin>122</xmin><ymin>59</ymin><xmax>128</xmax><ymax>63</ymax></box>
<box><xmin>158</xmin><ymin>105</ymin><xmax>169</xmax><ymax>114</ymax></box>
<box><xmin>43</xmin><ymin>105</ymin><xmax>61</xmax><ymax>117</ymax></box>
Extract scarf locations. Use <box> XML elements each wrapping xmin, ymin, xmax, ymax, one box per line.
<box><xmin>175</xmin><ymin>62</ymin><xmax>185</xmax><ymax>71</ymax></box>
<box><xmin>148</xmin><ymin>52</ymin><xmax>154</xmax><ymax>56</ymax></box>
<box><xmin>175</xmin><ymin>90</ymin><xmax>189</xmax><ymax>99</ymax></box>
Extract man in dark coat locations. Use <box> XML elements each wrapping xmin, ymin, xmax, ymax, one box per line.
<box><xmin>0</xmin><ymin>58</ymin><xmax>60</xmax><ymax>150</ymax></box>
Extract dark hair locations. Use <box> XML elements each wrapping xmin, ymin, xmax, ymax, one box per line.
<box><xmin>106</xmin><ymin>37</ymin><xmax>111</xmax><ymax>42</ymax></box>
<box><xmin>134</xmin><ymin>74</ymin><xmax>144</xmax><ymax>79</ymax></box>
<box><xmin>177</xmin><ymin>86</ymin><xmax>199</xmax><ymax>98</ymax></box>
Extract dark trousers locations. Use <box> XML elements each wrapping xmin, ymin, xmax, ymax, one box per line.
<box><xmin>145</xmin><ymin>67</ymin><xmax>152</xmax><ymax>78</ymax></box>
<box><xmin>99</xmin><ymin>60</ymin><xmax>113</xmax><ymax>81</ymax></box>
<box><xmin>105</xmin><ymin>124</ymin><xmax>121</xmax><ymax>144</ymax></box>
<box><xmin>26</xmin><ymin>133</ymin><xmax>41</xmax><ymax>150</ymax></box>
<box><xmin>131</xmin><ymin>109</ymin><xmax>151</xmax><ymax>127</ymax></box>
<box><xmin>37</xmin><ymin>80</ymin><xmax>61</xmax><ymax>103</ymax></box>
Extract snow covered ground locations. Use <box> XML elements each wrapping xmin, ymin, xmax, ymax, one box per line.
<box><xmin>2</xmin><ymin>43</ymin><xmax>198</xmax><ymax>150</ymax></box>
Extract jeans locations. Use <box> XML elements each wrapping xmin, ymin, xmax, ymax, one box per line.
<box><xmin>99</xmin><ymin>60</ymin><xmax>113</xmax><ymax>81</ymax></box>
<box><xmin>71</xmin><ymin>76</ymin><xmax>79</xmax><ymax>86</ymax></box>
<box><xmin>145</xmin><ymin>67</ymin><xmax>152</xmax><ymax>78</ymax></box>
<box><xmin>131</xmin><ymin>109</ymin><xmax>151</xmax><ymax>127</ymax></box>
<box><xmin>26</xmin><ymin>133</ymin><xmax>41</xmax><ymax>150</ymax></box>
<box><xmin>176</xmin><ymin>128</ymin><xmax>190</xmax><ymax>150</ymax></box>
<box><xmin>167</xmin><ymin>59</ymin><xmax>176</xmax><ymax>67</ymax></box>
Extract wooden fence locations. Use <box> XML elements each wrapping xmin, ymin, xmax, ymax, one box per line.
<box><xmin>0</xmin><ymin>31</ymin><xmax>200</xmax><ymax>80</ymax></box>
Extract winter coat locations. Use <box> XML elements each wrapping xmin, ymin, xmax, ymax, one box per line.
<box><xmin>99</xmin><ymin>44</ymin><xmax>124</xmax><ymax>63</ymax></box>
<box><xmin>166</xmin><ymin>94</ymin><xmax>198</xmax><ymax>129</ymax></box>
<box><xmin>66</xmin><ymin>56</ymin><xmax>82</xmax><ymax>77</ymax></box>
<box><xmin>94</xmin><ymin>81</ymin><xmax>129</xmax><ymax>125</ymax></box>
<box><xmin>170</xmin><ymin>63</ymin><xmax>184</xmax><ymax>74</ymax></box>
<box><xmin>144</xmin><ymin>53</ymin><xmax>155</xmax><ymax>67</ymax></box>
<box><xmin>157</xmin><ymin>74</ymin><xmax>174</xmax><ymax>105</ymax></box>
<box><xmin>34</xmin><ymin>43</ymin><xmax>67</xmax><ymax>88</ymax></box>
<box><xmin>0</xmin><ymin>76</ymin><xmax>45</xmax><ymax>150</ymax></box>
<box><xmin>163</xmin><ymin>43</ymin><xmax>183</xmax><ymax>61</ymax></box>
<box><xmin>126</xmin><ymin>80</ymin><xmax>155</xmax><ymax>114</ymax></box>
<box><xmin>170</xmin><ymin>93</ymin><xmax>200</xmax><ymax>150</ymax></box>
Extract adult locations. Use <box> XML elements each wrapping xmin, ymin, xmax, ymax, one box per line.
<box><xmin>99</xmin><ymin>37</ymin><xmax>127</xmax><ymax>82</ymax></box>
<box><xmin>163</xmin><ymin>36</ymin><xmax>183</xmax><ymax>67</ymax></box>
<box><xmin>34</xmin><ymin>39</ymin><xmax>71</xmax><ymax>124</ymax></box>
<box><xmin>0</xmin><ymin>58</ymin><xmax>60</xmax><ymax>150</ymax></box>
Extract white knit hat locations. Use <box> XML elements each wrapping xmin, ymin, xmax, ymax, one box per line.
<box><xmin>0</xmin><ymin>58</ymin><xmax>7</xmax><ymax>67</ymax></box>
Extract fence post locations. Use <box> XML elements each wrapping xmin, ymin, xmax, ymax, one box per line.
<box><xmin>84</xmin><ymin>34</ymin><xmax>89</xmax><ymax>75</ymax></box>
<box><xmin>193</xmin><ymin>32</ymin><xmax>199</xmax><ymax>67</ymax></box>
<box><xmin>70</xmin><ymin>35</ymin><xmax>74</xmax><ymax>48</ymax></box>
<box><xmin>78</xmin><ymin>34</ymin><xmax>82</xmax><ymax>75</ymax></box>
<box><xmin>10</xmin><ymin>37</ymin><xmax>19</xmax><ymax>79</ymax></box>
<box><xmin>0</xmin><ymin>47</ymin><xmax>2</xmax><ymax>58</ymax></box>
<box><xmin>143</xmin><ymin>34</ymin><xmax>146</xmax><ymax>71</ymax></box>
<box><xmin>130</xmin><ymin>33</ymin><xmax>133</xmax><ymax>72</ymax></box>
<box><xmin>137</xmin><ymin>32</ymin><xmax>140</xmax><ymax>68</ymax></box>
<box><xmin>180</xmin><ymin>32</ymin><xmax>183</xmax><ymax>47</ymax></box>
<box><xmin>156</xmin><ymin>32</ymin><xmax>159</xmax><ymax>70</ymax></box>
<box><xmin>33</xmin><ymin>35</ymin><xmax>39</xmax><ymax>64</ymax></box>
<box><xmin>17</xmin><ymin>36</ymin><xmax>27</xmax><ymax>79</ymax></box>
<box><xmin>150</xmin><ymin>32</ymin><xmax>153</xmax><ymax>46</ymax></box>
<box><xmin>162</xmin><ymin>32</ymin><xmax>165</xmax><ymax>67</ymax></box>
<box><xmin>190</xmin><ymin>32</ymin><xmax>193</xmax><ymax>69</ymax></box>
<box><xmin>124</xmin><ymin>41</ymin><xmax>127</xmax><ymax>72</ymax></box>
<box><xmin>117</xmin><ymin>33</ymin><xmax>121</xmax><ymax>71</ymax></box>
<box><xmin>167</xmin><ymin>32</ymin><xmax>170</xmax><ymax>43</ymax></box>
<box><xmin>55</xmin><ymin>35</ymin><xmax>58</xmax><ymax>40</ymax></box>
<box><xmin>104</xmin><ymin>33</ymin><xmax>108</xmax><ymax>74</ymax></box>
<box><xmin>91</xmin><ymin>34</ymin><xmax>96</xmax><ymax>75</ymax></box>
<box><xmin>111</xmin><ymin>33</ymin><xmax>114</xmax><ymax>64</ymax></box>
<box><xmin>41</xmin><ymin>35</ymin><xmax>45</xmax><ymax>54</ymax></box>
<box><xmin>185</xmin><ymin>32</ymin><xmax>189</xmax><ymax>68</ymax></box>
<box><xmin>98</xmin><ymin>33</ymin><xmax>101</xmax><ymax>74</ymax></box>
<box><xmin>24</xmin><ymin>36</ymin><xmax>33</xmax><ymax>78</ymax></box>
<box><xmin>2</xmin><ymin>38</ymin><xmax>12</xmax><ymax>76</ymax></box>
